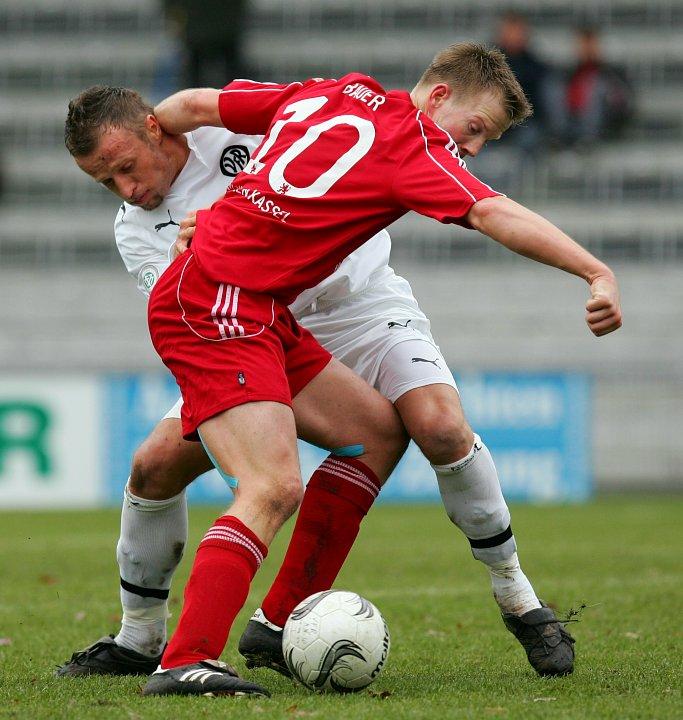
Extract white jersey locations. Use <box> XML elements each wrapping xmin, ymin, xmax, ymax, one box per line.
<box><xmin>115</xmin><ymin>125</ymin><xmax>392</xmax><ymax>307</ymax></box>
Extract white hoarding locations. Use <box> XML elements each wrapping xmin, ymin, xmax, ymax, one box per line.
<box><xmin>0</xmin><ymin>377</ymin><xmax>102</xmax><ymax>508</ymax></box>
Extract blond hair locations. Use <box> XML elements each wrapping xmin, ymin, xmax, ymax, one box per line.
<box><xmin>417</xmin><ymin>42</ymin><xmax>532</xmax><ymax>125</ymax></box>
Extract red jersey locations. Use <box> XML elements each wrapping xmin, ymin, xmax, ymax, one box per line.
<box><xmin>192</xmin><ymin>73</ymin><xmax>500</xmax><ymax>304</ymax></box>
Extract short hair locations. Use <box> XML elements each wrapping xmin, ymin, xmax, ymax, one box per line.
<box><xmin>417</xmin><ymin>42</ymin><xmax>532</xmax><ymax>126</ymax></box>
<box><xmin>64</xmin><ymin>85</ymin><xmax>154</xmax><ymax>156</ymax></box>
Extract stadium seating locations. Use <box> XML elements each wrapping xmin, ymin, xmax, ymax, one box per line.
<box><xmin>1</xmin><ymin>0</ymin><xmax>682</xmax><ymax>262</ymax></box>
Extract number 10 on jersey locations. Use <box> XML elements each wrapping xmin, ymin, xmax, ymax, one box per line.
<box><xmin>245</xmin><ymin>96</ymin><xmax>376</xmax><ymax>199</ymax></box>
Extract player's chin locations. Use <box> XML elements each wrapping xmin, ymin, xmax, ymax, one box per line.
<box><xmin>141</xmin><ymin>195</ymin><xmax>164</xmax><ymax>211</ymax></box>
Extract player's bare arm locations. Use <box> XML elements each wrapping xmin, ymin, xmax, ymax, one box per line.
<box><xmin>467</xmin><ymin>195</ymin><xmax>622</xmax><ymax>337</ymax></box>
<box><xmin>154</xmin><ymin>88</ymin><xmax>222</xmax><ymax>135</ymax></box>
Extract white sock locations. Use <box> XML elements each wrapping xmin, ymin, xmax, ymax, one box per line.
<box><xmin>251</xmin><ymin>607</ymin><xmax>283</xmax><ymax>632</ymax></box>
<box><xmin>115</xmin><ymin>604</ymin><xmax>170</xmax><ymax>657</ymax></box>
<box><xmin>488</xmin><ymin>552</ymin><xmax>542</xmax><ymax>616</ymax></box>
<box><xmin>113</xmin><ymin>484</ymin><xmax>188</xmax><ymax>657</ymax></box>
<box><xmin>433</xmin><ymin>435</ymin><xmax>541</xmax><ymax>616</ymax></box>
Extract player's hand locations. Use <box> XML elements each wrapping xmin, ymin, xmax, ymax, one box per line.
<box><xmin>172</xmin><ymin>211</ymin><xmax>197</xmax><ymax>259</ymax></box>
<box><xmin>586</xmin><ymin>275</ymin><xmax>622</xmax><ymax>336</ymax></box>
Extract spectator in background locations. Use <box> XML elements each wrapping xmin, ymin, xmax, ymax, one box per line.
<box><xmin>165</xmin><ymin>0</ymin><xmax>249</xmax><ymax>88</ymax></box>
<box><xmin>495</xmin><ymin>11</ymin><xmax>552</xmax><ymax>153</ymax></box>
<box><xmin>561</xmin><ymin>26</ymin><xmax>634</xmax><ymax>147</ymax></box>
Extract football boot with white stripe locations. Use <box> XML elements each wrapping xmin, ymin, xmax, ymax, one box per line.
<box><xmin>502</xmin><ymin>602</ymin><xmax>576</xmax><ymax>676</ymax></box>
<box><xmin>238</xmin><ymin>608</ymin><xmax>291</xmax><ymax>677</ymax></box>
<box><xmin>55</xmin><ymin>635</ymin><xmax>161</xmax><ymax>677</ymax></box>
<box><xmin>142</xmin><ymin>659</ymin><xmax>270</xmax><ymax>697</ymax></box>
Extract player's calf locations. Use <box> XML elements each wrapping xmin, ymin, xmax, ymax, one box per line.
<box><xmin>114</xmin><ymin>485</ymin><xmax>188</xmax><ymax>658</ymax></box>
<box><xmin>258</xmin><ymin>454</ymin><xmax>382</xmax><ymax>629</ymax></box>
<box><xmin>58</xmin><ymin>420</ymin><xmax>211</xmax><ymax>675</ymax></box>
<box><xmin>397</xmin><ymin>386</ymin><xmax>544</xmax><ymax>619</ymax></box>
<box><xmin>431</xmin><ymin>433</ymin><xmax>577</xmax><ymax>678</ymax></box>
<box><xmin>157</xmin><ymin>403</ymin><xmax>301</xmax><ymax>670</ymax></box>
<box><xmin>432</xmin><ymin>436</ymin><xmax>541</xmax><ymax>612</ymax></box>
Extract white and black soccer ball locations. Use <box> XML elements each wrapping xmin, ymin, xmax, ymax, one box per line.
<box><xmin>282</xmin><ymin>590</ymin><xmax>390</xmax><ymax>693</ymax></box>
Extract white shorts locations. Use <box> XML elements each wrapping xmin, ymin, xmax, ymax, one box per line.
<box><xmin>161</xmin><ymin>265</ymin><xmax>457</xmax><ymax>418</ymax></box>
<box><xmin>296</xmin><ymin>266</ymin><xmax>457</xmax><ymax>403</ymax></box>
<box><xmin>163</xmin><ymin>396</ymin><xmax>183</xmax><ymax>420</ymax></box>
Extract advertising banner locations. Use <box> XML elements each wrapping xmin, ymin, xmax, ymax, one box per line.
<box><xmin>0</xmin><ymin>376</ymin><xmax>102</xmax><ymax>508</ymax></box>
<box><xmin>104</xmin><ymin>371</ymin><xmax>592</xmax><ymax>505</ymax></box>
<box><xmin>0</xmin><ymin>371</ymin><xmax>590</xmax><ymax>508</ymax></box>
<box><xmin>103</xmin><ymin>373</ymin><xmax>228</xmax><ymax>504</ymax></box>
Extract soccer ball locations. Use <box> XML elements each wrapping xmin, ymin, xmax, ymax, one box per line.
<box><xmin>282</xmin><ymin>590</ymin><xmax>390</xmax><ymax>693</ymax></box>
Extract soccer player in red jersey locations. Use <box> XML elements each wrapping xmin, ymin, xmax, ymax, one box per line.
<box><xmin>140</xmin><ymin>43</ymin><xmax>620</xmax><ymax>696</ymax></box>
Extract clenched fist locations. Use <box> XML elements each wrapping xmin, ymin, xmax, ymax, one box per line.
<box><xmin>586</xmin><ymin>275</ymin><xmax>622</xmax><ymax>336</ymax></box>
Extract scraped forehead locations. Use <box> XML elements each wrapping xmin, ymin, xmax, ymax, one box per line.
<box><xmin>76</xmin><ymin>126</ymin><xmax>141</xmax><ymax>174</ymax></box>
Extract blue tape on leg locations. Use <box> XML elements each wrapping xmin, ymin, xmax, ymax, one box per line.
<box><xmin>198</xmin><ymin>431</ymin><xmax>239</xmax><ymax>489</ymax></box>
<box><xmin>331</xmin><ymin>444</ymin><xmax>365</xmax><ymax>458</ymax></box>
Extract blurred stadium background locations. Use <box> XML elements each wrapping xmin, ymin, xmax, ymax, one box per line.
<box><xmin>0</xmin><ymin>0</ymin><xmax>682</xmax><ymax>509</ymax></box>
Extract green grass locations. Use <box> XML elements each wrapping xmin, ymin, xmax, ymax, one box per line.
<box><xmin>0</xmin><ymin>496</ymin><xmax>681</xmax><ymax>719</ymax></box>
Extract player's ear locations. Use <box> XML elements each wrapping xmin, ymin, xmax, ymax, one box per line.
<box><xmin>428</xmin><ymin>83</ymin><xmax>452</xmax><ymax>111</ymax></box>
<box><xmin>145</xmin><ymin>114</ymin><xmax>163</xmax><ymax>144</ymax></box>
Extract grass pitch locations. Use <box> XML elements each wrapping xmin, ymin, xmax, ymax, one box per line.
<box><xmin>0</xmin><ymin>496</ymin><xmax>681</xmax><ymax>720</ymax></box>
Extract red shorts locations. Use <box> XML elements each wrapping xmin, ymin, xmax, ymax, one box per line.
<box><xmin>148</xmin><ymin>252</ymin><xmax>332</xmax><ymax>439</ymax></box>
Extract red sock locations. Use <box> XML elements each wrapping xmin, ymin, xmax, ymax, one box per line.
<box><xmin>162</xmin><ymin>515</ymin><xmax>267</xmax><ymax>669</ymax></box>
<box><xmin>261</xmin><ymin>455</ymin><xmax>380</xmax><ymax>628</ymax></box>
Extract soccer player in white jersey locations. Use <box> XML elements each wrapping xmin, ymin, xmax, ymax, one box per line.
<box><xmin>58</xmin><ymin>44</ymin><xmax>620</xmax><ymax>693</ymax></box>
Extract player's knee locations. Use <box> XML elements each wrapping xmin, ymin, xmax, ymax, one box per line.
<box><xmin>374</xmin><ymin>407</ymin><xmax>410</xmax><ymax>460</ymax></box>
<box><xmin>411</xmin><ymin>410</ymin><xmax>473</xmax><ymax>465</ymax></box>
<box><xmin>264</xmin><ymin>476</ymin><xmax>304</xmax><ymax>524</ymax></box>
<box><xmin>129</xmin><ymin>440</ymin><xmax>190</xmax><ymax>500</ymax></box>
<box><xmin>351</xmin><ymin>406</ymin><xmax>408</xmax><ymax>482</ymax></box>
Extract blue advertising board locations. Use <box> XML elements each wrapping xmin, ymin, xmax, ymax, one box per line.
<box><xmin>104</xmin><ymin>371</ymin><xmax>591</xmax><ymax>505</ymax></box>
